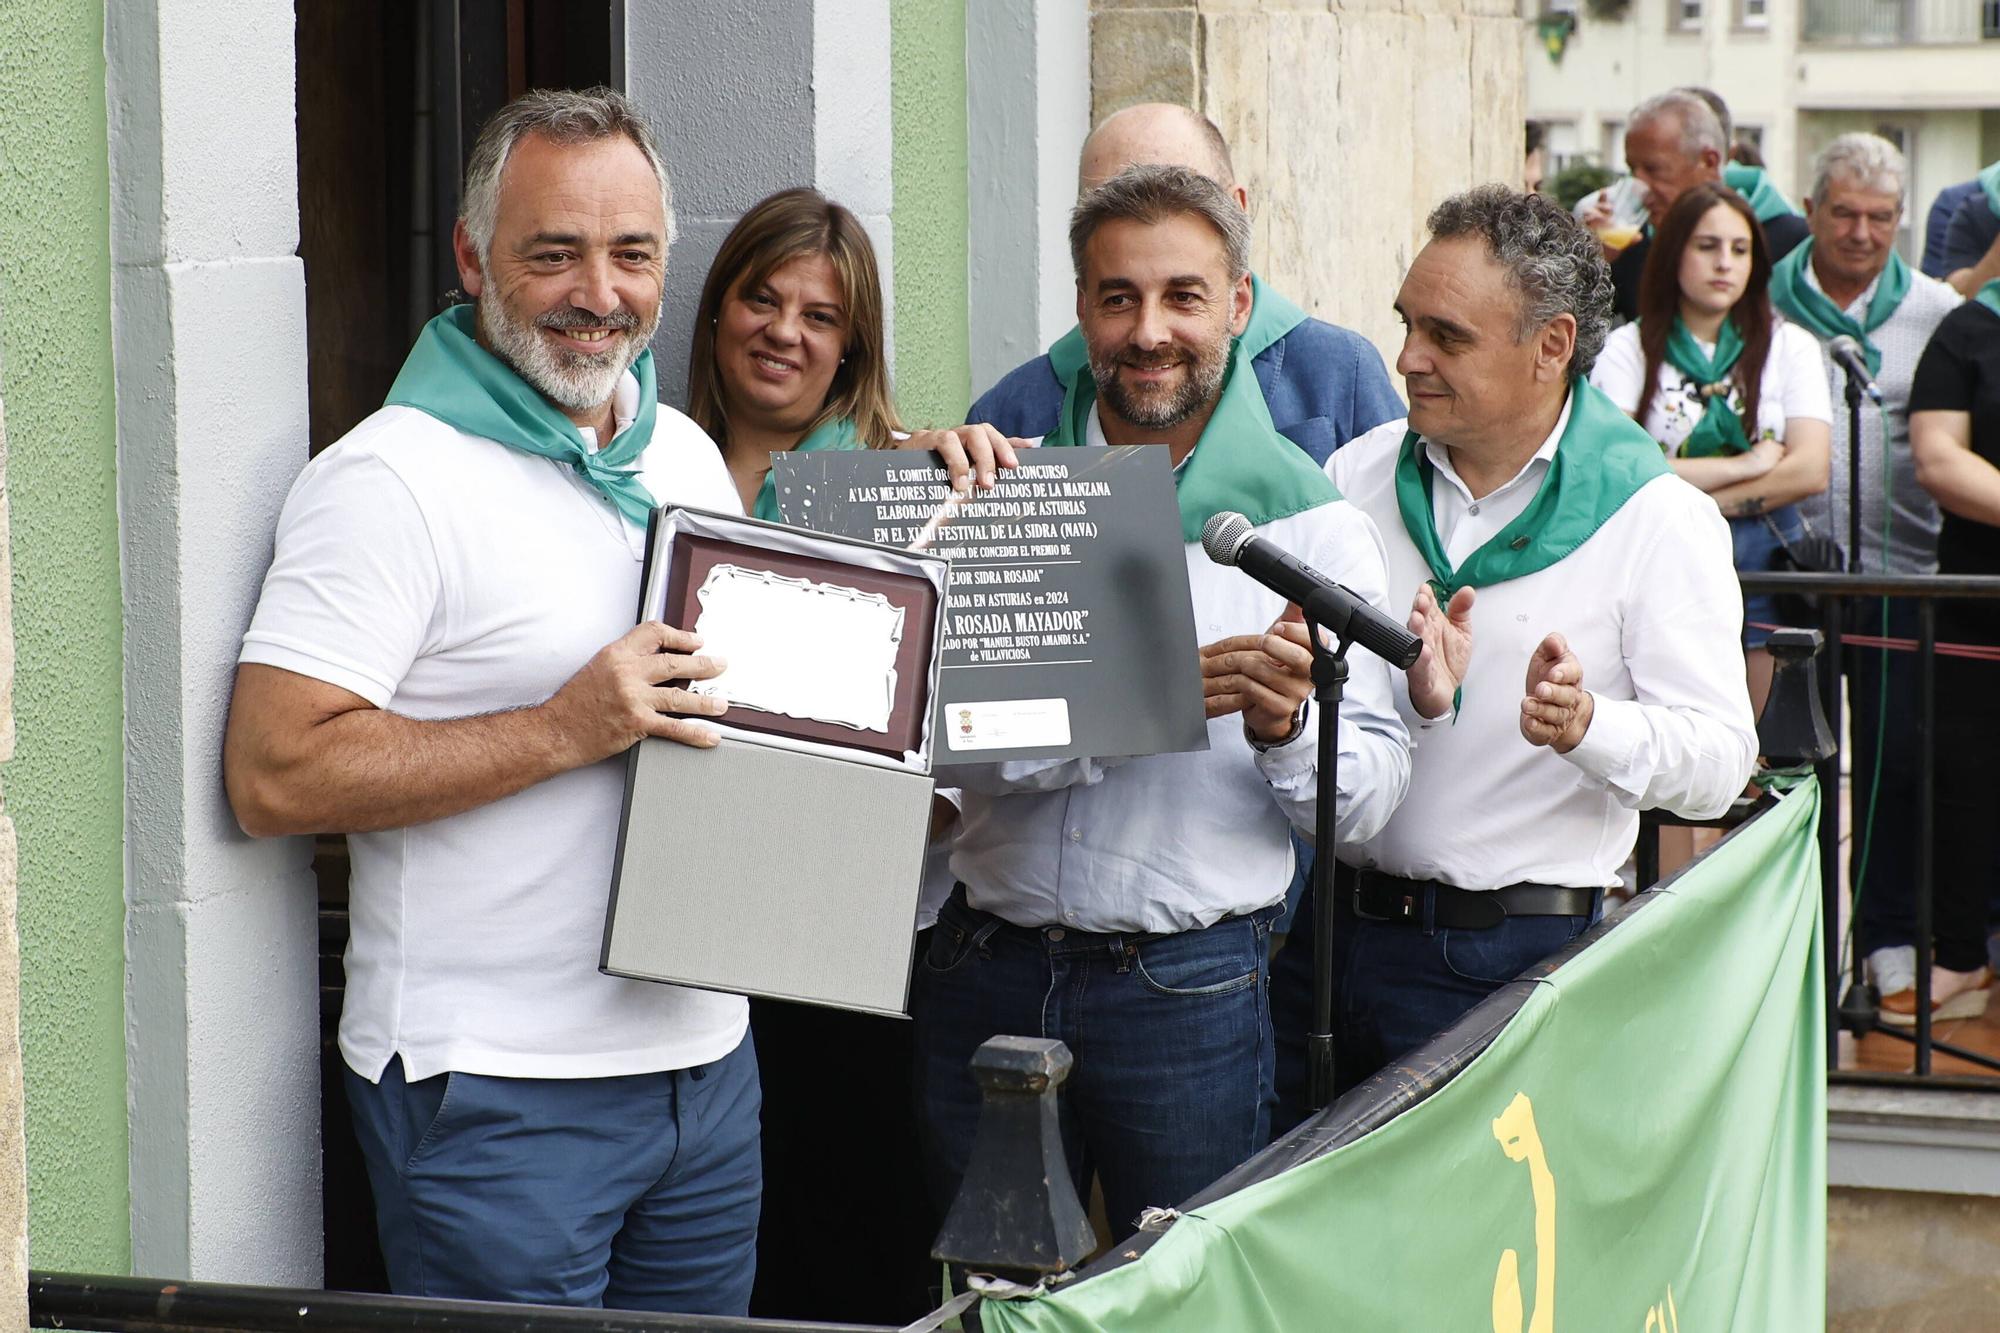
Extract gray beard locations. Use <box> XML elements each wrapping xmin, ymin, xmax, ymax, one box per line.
<box><xmin>1089</xmin><ymin>341</ymin><xmax>1229</xmax><ymax>432</ymax></box>
<box><xmin>478</xmin><ymin>297</ymin><xmax>656</xmax><ymax>413</ymax></box>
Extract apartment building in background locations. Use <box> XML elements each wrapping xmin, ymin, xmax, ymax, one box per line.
<box><xmin>1526</xmin><ymin>0</ymin><xmax>2000</xmax><ymax>256</ymax></box>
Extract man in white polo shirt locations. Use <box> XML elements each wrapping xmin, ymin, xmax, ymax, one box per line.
<box><xmin>225</xmin><ymin>89</ymin><xmax>752</xmax><ymax>1314</ymax></box>
<box><xmin>1270</xmin><ymin>185</ymin><xmax>1759</xmax><ymax>1128</ymax></box>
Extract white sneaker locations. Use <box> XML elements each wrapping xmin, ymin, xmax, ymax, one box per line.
<box><xmin>1867</xmin><ymin>945</ymin><xmax>1916</xmax><ymax>997</ymax></box>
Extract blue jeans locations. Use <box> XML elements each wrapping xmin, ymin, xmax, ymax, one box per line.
<box><xmin>913</xmin><ymin>886</ymin><xmax>1277</xmax><ymax>1238</ymax></box>
<box><xmin>344</xmin><ymin>1040</ymin><xmax>761</xmax><ymax>1313</ymax></box>
<box><xmin>1731</xmin><ymin>506</ymin><xmax>1806</xmax><ymax>650</ymax></box>
<box><xmin>1271</xmin><ymin>874</ymin><xmax>1596</xmax><ymax>1136</ymax></box>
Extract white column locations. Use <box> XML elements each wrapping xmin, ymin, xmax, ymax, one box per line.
<box><xmin>966</xmin><ymin>0</ymin><xmax>1091</xmax><ymax>403</ymax></box>
<box><xmin>0</xmin><ymin>332</ymin><xmax>28</xmax><ymax>1327</ymax></box>
<box><xmin>108</xmin><ymin>0</ymin><xmax>322</xmax><ymax>1284</ymax></box>
<box><xmin>815</xmin><ymin>0</ymin><xmax>898</xmax><ymax>374</ymax></box>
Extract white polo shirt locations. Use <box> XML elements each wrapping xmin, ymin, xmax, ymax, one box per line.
<box><xmin>240</xmin><ymin>377</ymin><xmax>748</xmax><ymax>1083</ymax></box>
<box><xmin>1329</xmin><ymin>405</ymin><xmax>1758</xmax><ymax>892</ymax></box>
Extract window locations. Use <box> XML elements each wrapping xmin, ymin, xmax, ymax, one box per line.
<box><xmin>1872</xmin><ymin>122</ymin><xmax>1918</xmax><ymax>260</ymax></box>
<box><xmin>1738</xmin><ymin>0</ymin><xmax>1769</xmax><ymax>29</ymax></box>
<box><xmin>1601</xmin><ymin>119</ymin><xmax>1627</xmax><ymax>171</ymax></box>
<box><xmin>1673</xmin><ymin>0</ymin><xmax>1703</xmax><ymax>30</ymax></box>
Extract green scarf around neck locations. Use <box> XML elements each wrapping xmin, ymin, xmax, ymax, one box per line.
<box><xmin>1663</xmin><ymin>315</ymin><xmax>1750</xmax><ymax>457</ymax></box>
<box><xmin>385</xmin><ymin>305</ymin><xmax>659</xmax><ymax>526</ymax></box>
<box><xmin>1046</xmin><ymin>273</ymin><xmax>1308</xmax><ymax>385</ymax></box>
<box><xmin>1721</xmin><ymin>162</ymin><xmax>1797</xmax><ymax>224</ymax></box>
<box><xmin>1981</xmin><ymin>159</ymin><xmax>2000</xmax><ymax>219</ymax></box>
<box><xmin>1394</xmin><ymin>379</ymin><xmax>1670</xmax><ymax>600</ymax></box>
<box><xmin>1973</xmin><ymin>277</ymin><xmax>2000</xmax><ymax>322</ymax></box>
<box><xmin>1768</xmin><ymin>239</ymin><xmax>1910</xmax><ymax>377</ymax></box>
<box><xmin>751</xmin><ymin>416</ymin><xmax>862</xmax><ymax>522</ymax></box>
<box><xmin>1044</xmin><ymin>335</ymin><xmax>1338</xmax><ymax>543</ymax></box>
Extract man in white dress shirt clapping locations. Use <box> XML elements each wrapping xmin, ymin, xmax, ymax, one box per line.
<box><xmin>1271</xmin><ymin>185</ymin><xmax>1759</xmax><ymax>1128</ymax></box>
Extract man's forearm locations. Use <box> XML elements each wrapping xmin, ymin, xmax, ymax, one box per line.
<box><xmin>228</xmin><ymin>702</ymin><xmax>578</xmax><ymax>836</ymax></box>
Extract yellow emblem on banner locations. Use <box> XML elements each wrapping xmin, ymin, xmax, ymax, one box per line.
<box><xmin>1491</xmin><ymin>1092</ymin><xmax>1554</xmax><ymax>1333</ymax></box>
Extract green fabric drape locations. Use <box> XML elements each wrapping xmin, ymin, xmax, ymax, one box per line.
<box><xmin>386</xmin><ymin>305</ymin><xmax>660</xmax><ymax>527</ymax></box>
<box><xmin>1393</xmin><ymin>379</ymin><xmax>1670</xmax><ymax>599</ymax></box>
<box><xmin>1768</xmin><ymin>240</ymin><xmax>1911</xmax><ymax>377</ymax></box>
<box><xmin>1662</xmin><ymin>316</ymin><xmax>1750</xmax><ymax>458</ymax></box>
<box><xmin>1722</xmin><ymin>162</ymin><xmax>1797</xmax><ymax>224</ymax></box>
<box><xmin>1043</xmin><ymin>336</ymin><xmax>1337</xmax><ymax>543</ymax></box>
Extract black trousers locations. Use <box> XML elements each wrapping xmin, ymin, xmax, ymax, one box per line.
<box><xmin>1926</xmin><ymin>644</ymin><xmax>2000</xmax><ymax>972</ymax></box>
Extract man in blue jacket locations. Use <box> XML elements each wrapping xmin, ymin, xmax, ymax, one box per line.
<box><xmin>968</xmin><ymin>103</ymin><xmax>1404</xmax><ymax>465</ymax></box>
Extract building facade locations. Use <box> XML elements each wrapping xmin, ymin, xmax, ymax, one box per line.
<box><xmin>1524</xmin><ymin>0</ymin><xmax>2000</xmax><ymax>255</ymax></box>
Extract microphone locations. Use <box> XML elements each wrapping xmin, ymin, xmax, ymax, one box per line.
<box><xmin>1824</xmin><ymin>334</ymin><xmax>1884</xmax><ymax>405</ymax></box>
<box><xmin>1201</xmin><ymin>511</ymin><xmax>1423</xmax><ymax>669</ymax></box>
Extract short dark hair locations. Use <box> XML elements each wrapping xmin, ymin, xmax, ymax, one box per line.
<box><xmin>1425</xmin><ymin>184</ymin><xmax>1614</xmax><ymax>377</ymax></box>
<box><xmin>1069</xmin><ymin>164</ymin><xmax>1252</xmax><ymax>284</ymax></box>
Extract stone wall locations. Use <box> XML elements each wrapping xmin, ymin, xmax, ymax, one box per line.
<box><xmin>1091</xmin><ymin>0</ymin><xmax>1526</xmax><ymax>371</ymax></box>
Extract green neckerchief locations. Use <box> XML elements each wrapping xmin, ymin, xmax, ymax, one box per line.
<box><xmin>1046</xmin><ymin>273</ymin><xmax>1308</xmax><ymax>383</ymax></box>
<box><xmin>385</xmin><ymin>305</ymin><xmax>659</xmax><ymax>526</ymax></box>
<box><xmin>1981</xmin><ymin>160</ymin><xmax>2000</xmax><ymax>219</ymax></box>
<box><xmin>1663</xmin><ymin>315</ymin><xmax>1750</xmax><ymax>457</ymax></box>
<box><xmin>1043</xmin><ymin>338</ymin><xmax>1338</xmax><ymax>542</ymax></box>
<box><xmin>1768</xmin><ymin>240</ymin><xmax>1911</xmax><ymax>376</ymax></box>
<box><xmin>1394</xmin><ymin>378</ymin><xmax>1670</xmax><ymax>600</ymax></box>
<box><xmin>1721</xmin><ymin>162</ymin><xmax>1797</xmax><ymax>224</ymax></box>
<box><xmin>1973</xmin><ymin>278</ymin><xmax>2000</xmax><ymax>322</ymax></box>
<box><xmin>751</xmin><ymin>416</ymin><xmax>862</xmax><ymax>522</ymax></box>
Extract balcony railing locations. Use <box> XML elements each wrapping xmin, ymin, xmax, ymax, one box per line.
<box><xmin>1801</xmin><ymin>0</ymin><xmax>1998</xmax><ymax>44</ymax></box>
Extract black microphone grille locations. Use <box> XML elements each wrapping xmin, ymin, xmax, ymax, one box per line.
<box><xmin>1201</xmin><ymin>511</ymin><xmax>1254</xmax><ymax>566</ymax></box>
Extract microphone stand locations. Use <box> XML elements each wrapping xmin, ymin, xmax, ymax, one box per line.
<box><xmin>1303</xmin><ymin>614</ymin><xmax>1350</xmax><ymax>1113</ymax></box>
<box><xmin>1843</xmin><ymin>371</ymin><xmax>1863</xmax><ymax>578</ymax></box>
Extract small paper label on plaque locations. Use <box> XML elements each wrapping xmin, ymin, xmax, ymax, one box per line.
<box><xmin>944</xmin><ymin>698</ymin><xmax>1072</xmax><ymax>751</ymax></box>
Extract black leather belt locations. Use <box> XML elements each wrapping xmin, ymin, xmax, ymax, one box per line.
<box><xmin>1351</xmin><ymin>868</ymin><xmax>1597</xmax><ymax>930</ymax></box>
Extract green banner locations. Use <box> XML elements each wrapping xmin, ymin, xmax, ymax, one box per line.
<box><xmin>986</xmin><ymin>780</ymin><xmax>1826</xmax><ymax>1333</ymax></box>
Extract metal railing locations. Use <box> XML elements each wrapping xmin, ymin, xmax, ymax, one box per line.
<box><xmin>1800</xmin><ymin>0</ymin><xmax>1996</xmax><ymax>43</ymax></box>
<box><xmin>1668</xmin><ymin>571</ymin><xmax>2000</xmax><ymax>1084</ymax></box>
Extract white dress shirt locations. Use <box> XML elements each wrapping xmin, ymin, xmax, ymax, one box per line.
<box><xmin>1329</xmin><ymin>396</ymin><xmax>1758</xmax><ymax>892</ymax></box>
<box><xmin>946</xmin><ymin>415</ymin><xmax>1412</xmax><ymax>934</ymax></box>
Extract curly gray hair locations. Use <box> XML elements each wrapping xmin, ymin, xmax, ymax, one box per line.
<box><xmin>1425</xmin><ymin>184</ymin><xmax>1614</xmax><ymax>378</ymax></box>
<box><xmin>1809</xmin><ymin>132</ymin><xmax>1906</xmax><ymax>205</ymax></box>
<box><xmin>1069</xmin><ymin>164</ymin><xmax>1252</xmax><ymax>285</ymax></box>
<box><xmin>461</xmin><ymin>87</ymin><xmax>676</xmax><ymax>262</ymax></box>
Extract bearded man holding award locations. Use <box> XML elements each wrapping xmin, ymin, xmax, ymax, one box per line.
<box><xmin>913</xmin><ymin>165</ymin><xmax>1412</xmax><ymax>1237</ymax></box>
<box><xmin>1270</xmin><ymin>186</ymin><xmax>1760</xmax><ymax>1130</ymax></box>
<box><xmin>220</xmin><ymin>87</ymin><xmax>1002</xmax><ymax>1315</ymax></box>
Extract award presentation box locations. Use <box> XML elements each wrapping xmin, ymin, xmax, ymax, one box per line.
<box><xmin>600</xmin><ymin>506</ymin><xmax>950</xmax><ymax>1017</ymax></box>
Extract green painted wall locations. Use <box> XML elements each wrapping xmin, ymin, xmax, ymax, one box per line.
<box><xmin>0</xmin><ymin>0</ymin><xmax>133</xmax><ymax>1272</ymax></box>
<box><xmin>890</xmin><ymin>0</ymin><xmax>971</xmax><ymax>428</ymax></box>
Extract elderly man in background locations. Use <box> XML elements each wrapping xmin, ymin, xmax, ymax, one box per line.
<box><xmin>1592</xmin><ymin>90</ymin><xmax>1810</xmax><ymax>320</ymax></box>
<box><xmin>1270</xmin><ymin>186</ymin><xmax>1758</xmax><ymax>1126</ymax></box>
<box><xmin>1773</xmin><ymin>133</ymin><xmax>1966</xmax><ymax>1022</ymax></box>
<box><xmin>919</xmin><ymin>166</ymin><xmax>1410</xmax><ymax>1234</ymax></box>
<box><xmin>969</xmin><ymin>102</ymin><xmax>1404</xmax><ymax>465</ymax></box>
